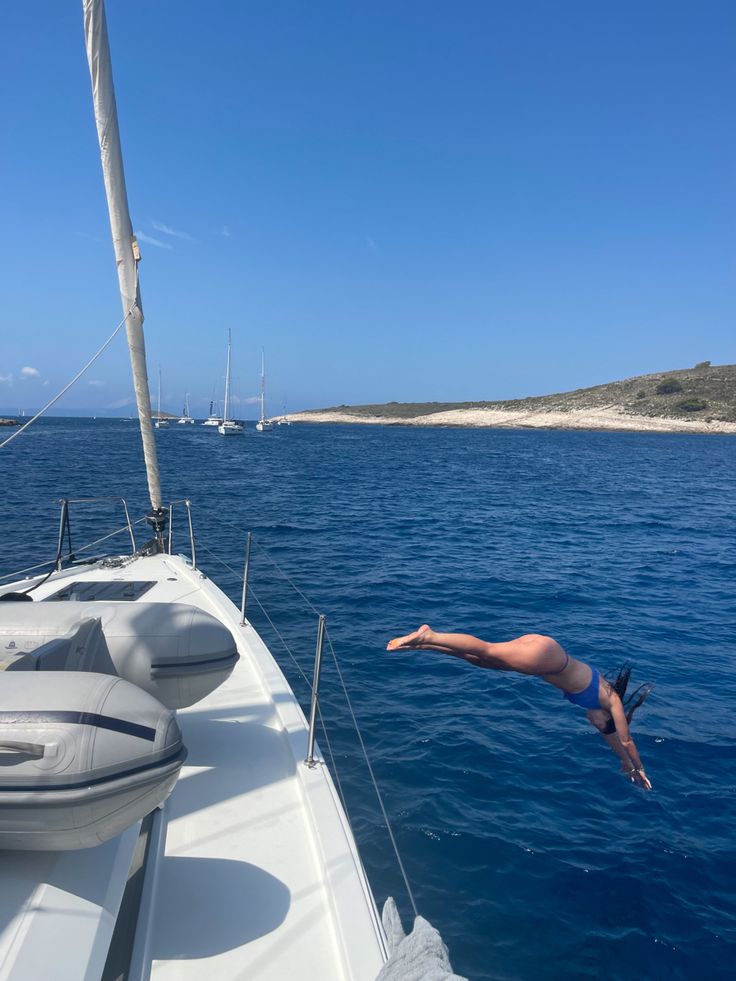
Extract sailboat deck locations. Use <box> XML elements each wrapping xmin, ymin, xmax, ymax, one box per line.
<box><xmin>0</xmin><ymin>554</ymin><xmax>385</xmax><ymax>980</ymax></box>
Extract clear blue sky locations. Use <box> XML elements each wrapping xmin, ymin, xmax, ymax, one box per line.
<box><xmin>1</xmin><ymin>1</ymin><xmax>734</xmax><ymax>416</ymax></box>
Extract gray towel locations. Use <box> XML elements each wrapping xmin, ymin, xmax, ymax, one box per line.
<box><xmin>376</xmin><ymin>897</ymin><xmax>468</xmax><ymax>981</ymax></box>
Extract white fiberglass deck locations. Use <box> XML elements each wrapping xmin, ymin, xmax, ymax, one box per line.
<box><xmin>0</xmin><ymin>553</ymin><xmax>386</xmax><ymax>981</ymax></box>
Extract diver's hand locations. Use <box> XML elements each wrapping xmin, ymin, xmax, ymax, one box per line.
<box><xmin>629</xmin><ymin>767</ymin><xmax>652</xmax><ymax>791</ymax></box>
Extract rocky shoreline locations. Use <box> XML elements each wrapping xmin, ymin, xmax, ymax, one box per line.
<box><xmin>286</xmin><ymin>405</ymin><xmax>736</xmax><ymax>434</ymax></box>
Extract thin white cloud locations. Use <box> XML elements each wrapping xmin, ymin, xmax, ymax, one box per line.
<box><xmin>152</xmin><ymin>220</ymin><xmax>193</xmax><ymax>242</ymax></box>
<box><xmin>20</xmin><ymin>366</ymin><xmax>40</xmax><ymax>378</ymax></box>
<box><xmin>88</xmin><ymin>379</ymin><xmax>105</xmax><ymax>387</ymax></box>
<box><xmin>230</xmin><ymin>394</ymin><xmax>260</xmax><ymax>405</ymax></box>
<box><xmin>367</xmin><ymin>237</ymin><xmax>378</xmax><ymax>252</ymax></box>
<box><xmin>74</xmin><ymin>230</ymin><xmax>106</xmax><ymax>244</ymax></box>
<box><xmin>107</xmin><ymin>396</ymin><xmax>135</xmax><ymax>409</ymax></box>
<box><xmin>0</xmin><ymin>373</ymin><xmax>12</xmax><ymax>385</ymax></box>
<box><xmin>135</xmin><ymin>231</ymin><xmax>173</xmax><ymax>250</ymax></box>
<box><xmin>222</xmin><ymin>225</ymin><xmax>232</xmax><ymax>238</ymax></box>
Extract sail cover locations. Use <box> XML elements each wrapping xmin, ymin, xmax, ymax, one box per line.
<box><xmin>83</xmin><ymin>0</ymin><xmax>162</xmax><ymax>510</ymax></box>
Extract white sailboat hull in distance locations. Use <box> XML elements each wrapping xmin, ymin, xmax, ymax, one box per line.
<box><xmin>218</xmin><ymin>420</ymin><xmax>244</xmax><ymax>435</ymax></box>
<box><xmin>255</xmin><ymin>419</ymin><xmax>274</xmax><ymax>432</ymax></box>
<box><xmin>178</xmin><ymin>394</ymin><xmax>195</xmax><ymax>423</ymax></box>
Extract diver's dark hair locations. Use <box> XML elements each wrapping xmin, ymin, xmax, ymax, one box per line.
<box><xmin>602</xmin><ymin>663</ymin><xmax>653</xmax><ymax>733</ymax></box>
<box><xmin>608</xmin><ymin>661</ymin><xmax>633</xmax><ymax>700</ymax></box>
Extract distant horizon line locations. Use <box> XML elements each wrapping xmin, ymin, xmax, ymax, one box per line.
<box><xmin>0</xmin><ymin>409</ymin><xmax>269</xmax><ymax>421</ymax></box>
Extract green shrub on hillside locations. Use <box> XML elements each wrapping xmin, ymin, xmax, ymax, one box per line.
<box><xmin>656</xmin><ymin>379</ymin><xmax>683</xmax><ymax>394</ymax></box>
<box><xmin>676</xmin><ymin>398</ymin><xmax>707</xmax><ymax>412</ymax></box>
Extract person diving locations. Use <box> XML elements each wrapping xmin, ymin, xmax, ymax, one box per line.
<box><xmin>387</xmin><ymin>626</ymin><xmax>653</xmax><ymax>790</ymax></box>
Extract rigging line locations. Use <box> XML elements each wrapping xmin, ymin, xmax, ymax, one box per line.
<box><xmin>245</xmin><ymin>590</ymin><xmax>314</xmax><ymax>692</ymax></box>
<box><xmin>314</xmin><ymin>704</ymin><xmax>349</xmax><ymax>814</ymax></box>
<box><xmin>74</xmin><ymin>516</ymin><xmax>148</xmax><ymax>555</ymax></box>
<box><xmin>0</xmin><ymin>518</ymin><xmax>146</xmax><ymax>579</ymax></box>
<box><xmin>202</xmin><ymin>544</ymin><xmax>350</xmax><ymax>815</ymax></box>
<box><xmin>1</xmin><ymin>513</ymin><xmax>149</xmax><ymax>598</ymax></box>
<box><xmin>245</xmin><ymin>576</ymin><xmax>351</xmax><ymax>805</ymax></box>
<box><xmin>0</xmin><ymin>558</ymin><xmax>57</xmax><ymax>582</ymax></box>
<box><xmin>250</xmin><ymin>538</ymin><xmax>322</xmax><ymax>617</ymax></box>
<box><xmin>325</xmin><ymin>627</ymin><xmax>419</xmax><ymax>919</ymax></box>
<box><xmin>197</xmin><ymin>541</ymin><xmax>349</xmax><ymax>827</ymax></box>
<box><xmin>0</xmin><ymin>304</ymin><xmax>135</xmax><ymax>450</ymax></box>
<box><xmin>0</xmin><ymin>515</ymin><xmax>148</xmax><ymax>582</ymax></box>
<box><xmin>201</xmin><ymin>516</ymin><xmax>323</xmax><ymax>618</ymax></box>
<box><xmin>196</xmin><ymin>542</ymin><xmax>242</xmax><ymax>580</ymax></box>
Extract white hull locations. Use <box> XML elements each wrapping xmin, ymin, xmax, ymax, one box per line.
<box><xmin>154</xmin><ymin>420</ymin><xmax>169</xmax><ymax>428</ymax></box>
<box><xmin>0</xmin><ymin>553</ymin><xmax>386</xmax><ymax>978</ymax></box>
<box><xmin>256</xmin><ymin>419</ymin><xmax>274</xmax><ymax>432</ymax></box>
<box><xmin>218</xmin><ymin>421</ymin><xmax>244</xmax><ymax>435</ymax></box>
<box><xmin>177</xmin><ymin>417</ymin><xmax>195</xmax><ymax>425</ymax></box>
<box><xmin>202</xmin><ymin>417</ymin><xmax>222</xmax><ymax>427</ymax></box>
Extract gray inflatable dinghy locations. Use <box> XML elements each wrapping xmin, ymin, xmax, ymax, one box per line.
<box><xmin>0</xmin><ymin>671</ymin><xmax>185</xmax><ymax>850</ymax></box>
<box><xmin>0</xmin><ymin>601</ymin><xmax>238</xmax><ymax>709</ymax></box>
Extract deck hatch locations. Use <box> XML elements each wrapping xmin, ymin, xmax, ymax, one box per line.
<box><xmin>46</xmin><ymin>581</ymin><xmax>156</xmax><ymax>602</ymax></box>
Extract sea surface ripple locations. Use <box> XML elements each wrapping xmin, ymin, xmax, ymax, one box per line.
<box><xmin>2</xmin><ymin>419</ymin><xmax>735</xmax><ymax>980</ymax></box>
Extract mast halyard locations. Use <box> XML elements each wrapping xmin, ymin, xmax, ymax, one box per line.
<box><xmin>82</xmin><ymin>0</ymin><xmax>166</xmax><ymax>544</ymax></box>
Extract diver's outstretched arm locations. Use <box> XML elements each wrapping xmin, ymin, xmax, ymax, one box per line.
<box><xmin>608</xmin><ymin>696</ymin><xmax>652</xmax><ymax>790</ymax></box>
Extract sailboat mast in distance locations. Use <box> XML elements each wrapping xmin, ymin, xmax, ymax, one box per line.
<box><xmin>218</xmin><ymin>331</ymin><xmax>244</xmax><ymax>435</ymax></box>
<box><xmin>223</xmin><ymin>331</ymin><xmax>231</xmax><ymax>423</ymax></box>
<box><xmin>256</xmin><ymin>348</ymin><xmax>274</xmax><ymax>431</ymax></box>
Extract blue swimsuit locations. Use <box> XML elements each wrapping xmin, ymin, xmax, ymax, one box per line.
<box><xmin>563</xmin><ymin>667</ymin><xmax>601</xmax><ymax>710</ymax></box>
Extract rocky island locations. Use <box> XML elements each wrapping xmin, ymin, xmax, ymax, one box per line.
<box><xmin>287</xmin><ymin>363</ymin><xmax>736</xmax><ymax>434</ymax></box>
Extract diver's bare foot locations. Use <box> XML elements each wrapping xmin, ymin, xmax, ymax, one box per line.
<box><xmin>387</xmin><ymin>624</ymin><xmax>431</xmax><ymax>651</ymax></box>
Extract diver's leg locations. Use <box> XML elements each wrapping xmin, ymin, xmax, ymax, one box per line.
<box><xmin>387</xmin><ymin>628</ymin><xmax>563</xmax><ymax>672</ymax></box>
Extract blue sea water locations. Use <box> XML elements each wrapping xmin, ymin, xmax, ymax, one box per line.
<box><xmin>2</xmin><ymin>418</ymin><xmax>735</xmax><ymax>980</ymax></box>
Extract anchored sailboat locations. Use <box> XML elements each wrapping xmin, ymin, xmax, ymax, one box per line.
<box><xmin>154</xmin><ymin>368</ymin><xmax>169</xmax><ymax>427</ymax></box>
<box><xmin>255</xmin><ymin>348</ymin><xmax>274</xmax><ymax>431</ymax></box>
<box><xmin>177</xmin><ymin>393</ymin><xmax>194</xmax><ymax>424</ymax></box>
<box><xmin>201</xmin><ymin>398</ymin><xmax>222</xmax><ymax>427</ymax></box>
<box><xmin>218</xmin><ymin>331</ymin><xmax>244</xmax><ymax>435</ymax></box>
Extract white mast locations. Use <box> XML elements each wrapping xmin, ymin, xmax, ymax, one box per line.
<box><xmin>260</xmin><ymin>349</ymin><xmax>266</xmax><ymax>423</ymax></box>
<box><xmin>223</xmin><ymin>331</ymin><xmax>232</xmax><ymax>423</ymax></box>
<box><xmin>83</xmin><ymin>0</ymin><xmax>162</xmax><ymax>513</ymax></box>
<box><xmin>157</xmin><ymin>369</ymin><xmax>162</xmax><ymax>418</ymax></box>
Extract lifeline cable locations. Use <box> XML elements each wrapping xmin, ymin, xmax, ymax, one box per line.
<box><xmin>195</xmin><ymin>538</ymin><xmax>349</xmax><ymax>807</ymax></box>
<box><xmin>200</xmin><ymin>530</ymin><xmax>420</xmax><ymax>918</ymax></box>
<box><xmin>325</xmin><ymin>627</ymin><xmax>419</xmax><ymax>919</ymax></box>
<box><xmin>0</xmin><ymin>305</ymin><xmax>133</xmax><ymax>450</ymax></box>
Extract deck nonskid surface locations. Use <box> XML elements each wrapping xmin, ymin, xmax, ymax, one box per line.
<box><xmin>149</xmin><ymin>646</ymin><xmax>344</xmax><ymax>979</ymax></box>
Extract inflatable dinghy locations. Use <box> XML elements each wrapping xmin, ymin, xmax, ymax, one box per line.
<box><xmin>0</xmin><ymin>671</ymin><xmax>185</xmax><ymax>850</ymax></box>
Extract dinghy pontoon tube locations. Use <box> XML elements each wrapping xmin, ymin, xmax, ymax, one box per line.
<box><xmin>0</xmin><ymin>602</ymin><xmax>238</xmax><ymax>709</ymax></box>
<box><xmin>0</xmin><ymin>672</ymin><xmax>185</xmax><ymax>850</ymax></box>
